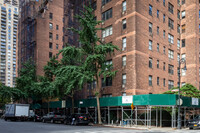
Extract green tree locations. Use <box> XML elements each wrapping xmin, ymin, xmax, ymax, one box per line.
<box><xmin>16</xmin><ymin>60</ymin><xmax>38</xmax><ymax>103</ymax></box>
<box><xmin>37</xmin><ymin>56</ymin><xmax>60</xmax><ymax>112</ymax></box>
<box><xmin>163</xmin><ymin>83</ymin><xmax>200</xmax><ymax>98</ymax></box>
<box><xmin>56</xmin><ymin>6</ymin><xmax>119</xmax><ymax>124</ymax></box>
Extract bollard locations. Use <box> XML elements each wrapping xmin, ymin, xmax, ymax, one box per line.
<box><xmin>120</xmin><ymin>121</ymin><xmax>122</xmax><ymax>126</ymax></box>
<box><xmin>111</xmin><ymin>120</ymin><xmax>113</xmax><ymax>126</ymax></box>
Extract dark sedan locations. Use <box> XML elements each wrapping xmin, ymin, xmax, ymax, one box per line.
<box><xmin>188</xmin><ymin>115</ymin><xmax>200</xmax><ymax>129</ymax></box>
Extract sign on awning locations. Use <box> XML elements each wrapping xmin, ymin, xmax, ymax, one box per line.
<box><xmin>122</xmin><ymin>96</ymin><xmax>133</xmax><ymax>104</ymax></box>
<box><xmin>192</xmin><ymin>98</ymin><xmax>199</xmax><ymax>105</ymax></box>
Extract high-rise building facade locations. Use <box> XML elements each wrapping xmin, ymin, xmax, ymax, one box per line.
<box><xmin>66</xmin><ymin>0</ymin><xmax>200</xmax><ymax>99</ymax></box>
<box><xmin>0</xmin><ymin>0</ymin><xmax>18</xmax><ymax>87</ymax></box>
<box><xmin>18</xmin><ymin>0</ymin><xmax>64</xmax><ymax>76</ymax></box>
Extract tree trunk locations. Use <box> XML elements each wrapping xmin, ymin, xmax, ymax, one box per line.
<box><xmin>48</xmin><ymin>100</ymin><xmax>50</xmax><ymax>113</ymax></box>
<box><xmin>71</xmin><ymin>90</ymin><xmax>74</xmax><ymax>114</ymax></box>
<box><xmin>96</xmin><ymin>94</ymin><xmax>102</xmax><ymax>124</ymax></box>
<box><xmin>96</xmin><ymin>74</ymin><xmax>102</xmax><ymax>124</ymax></box>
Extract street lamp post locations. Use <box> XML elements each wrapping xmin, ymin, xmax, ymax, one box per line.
<box><xmin>177</xmin><ymin>58</ymin><xmax>186</xmax><ymax>129</ymax></box>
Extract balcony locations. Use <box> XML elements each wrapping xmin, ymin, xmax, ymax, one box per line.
<box><xmin>1</xmin><ymin>11</ymin><xmax>6</xmax><ymax>15</ymax></box>
<box><xmin>1</xmin><ymin>39</ymin><xmax>6</xmax><ymax>42</ymax></box>
<box><xmin>1</xmin><ymin>21</ymin><xmax>6</xmax><ymax>26</ymax></box>
<box><xmin>1</xmin><ymin>18</ymin><xmax>6</xmax><ymax>21</ymax></box>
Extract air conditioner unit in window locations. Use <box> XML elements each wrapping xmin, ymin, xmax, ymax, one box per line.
<box><xmin>102</xmin><ymin>22</ymin><xmax>105</xmax><ymax>25</ymax></box>
<box><xmin>102</xmin><ymin>6</ymin><xmax>104</xmax><ymax>9</ymax></box>
<box><xmin>102</xmin><ymin>38</ymin><xmax>105</xmax><ymax>42</ymax></box>
<box><xmin>122</xmin><ymin>84</ymin><xmax>125</xmax><ymax>88</ymax></box>
<box><xmin>122</xmin><ymin>11</ymin><xmax>125</xmax><ymax>15</ymax></box>
<box><xmin>122</xmin><ymin>47</ymin><xmax>126</xmax><ymax>51</ymax></box>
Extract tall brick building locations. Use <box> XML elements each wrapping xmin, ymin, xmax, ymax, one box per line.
<box><xmin>68</xmin><ymin>0</ymin><xmax>200</xmax><ymax>99</ymax></box>
<box><xmin>18</xmin><ymin>0</ymin><xmax>200</xmax><ymax>99</ymax></box>
<box><xmin>18</xmin><ymin>0</ymin><xmax>64</xmax><ymax>76</ymax></box>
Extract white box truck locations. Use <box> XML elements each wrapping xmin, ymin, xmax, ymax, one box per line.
<box><xmin>4</xmin><ymin>104</ymin><xmax>30</xmax><ymax>121</ymax></box>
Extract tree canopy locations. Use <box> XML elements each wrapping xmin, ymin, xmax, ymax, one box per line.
<box><xmin>163</xmin><ymin>83</ymin><xmax>200</xmax><ymax>98</ymax></box>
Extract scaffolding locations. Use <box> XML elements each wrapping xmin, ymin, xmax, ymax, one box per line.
<box><xmin>34</xmin><ymin>94</ymin><xmax>200</xmax><ymax>129</ymax></box>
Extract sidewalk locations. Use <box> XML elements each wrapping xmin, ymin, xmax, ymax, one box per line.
<box><xmin>100</xmin><ymin>124</ymin><xmax>190</xmax><ymax>132</ymax></box>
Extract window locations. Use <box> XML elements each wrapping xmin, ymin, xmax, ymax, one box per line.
<box><xmin>87</xmin><ymin>80</ymin><xmax>96</xmax><ymax>90</ymax></box>
<box><xmin>177</xmin><ymin>53</ymin><xmax>180</xmax><ymax>62</ymax></box>
<box><xmin>199</xmin><ymin>24</ymin><xmax>200</xmax><ymax>33</ymax></box>
<box><xmin>178</xmin><ymin>10</ymin><xmax>180</xmax><ymax>19</ymax></box>
<box><xmin>182</xmin><ymin>68</ymin><xmax>186</xmax><ymax>76</ymax></box>
<box><xmin>122</xmin><ymin>0</ymin><xmax>127</xmax><ymax>12</ymax></box>
<box><xmin>177</xmin><ymin>39</ymin><xmax>180</xmax><ymax>49</ymax></box>
<box><xmin>122</xmin><ymin>74</ymin><xmax>126</xmax><ymax>85</ymax></box>
<box><xmin>163</xmin><ymin>14</ymin><xmax>165</xmax><ymax>22</ymax></box>
<box><xmin>163</xmin><ymin>62</ymin><xmax>166</xmax><ymax>70</ymax></box>
<box><xmin>178</xmin><ymin>0</ymin><xmax>180</xmax><ymax>5</ymax></box>
<box><xmin>168</xmin><ymin>80</ymin><xmax>174</xmax><ymax>89</ymax></box>
<box><xmin>122</xmin><ymin>19</ymin><xmax>126</xmax><ymax>29</ymax></box>
<box><xmin>149</xmin><ymin>75</ymin><xmax>152</xmax><ymax>86</ymax></box>
<box><xmin>168</xmin><ymin>18</ymin><xmax>174</xmax><ymax>29</ymax></box>
<box><xmin>56</xmin><ymin>25</ymin><xmax>59</xmax><ymax>30</ymax></box>
<box><xmin>157</xmin><ymin>60</ymin><xmax>159</xmax><ymax>68</ymax></box>
<box><xmin>122</xmin><ymin>37</ymin><xmax>126</xmax><ymax>50</ymax></box>
<box><xmin>102</xmin><ymin>77</ymin><xmax>112</xmax><ymax>87</ymax></box>
<box><xmin>168</xmin><ymin>64</ymin><xmax>174</xmax><ymax>75</ymax></box>
<box><xmin>157</xmin><ymin>10</ymin><xmax>159</xmax><ymax>18</ymax></box>
<box><xmin>49</xmin><ymin>13</ymin><xmax>53</xmax><ymax>20</ymax></box>
<box><xmin>182</xmin><ymin>39</ymin><xmax>185</xmax><ymax>47</ymax></box>
<box><xmin>168</xmin><ymin>3</ymin><xmax>174</xmax><ymax>14</ymax></box>
<box><xmin>157</xmin><ymin>77</ymin><xmax>159</xmax><ymax>85</ymax></box>
<box><xmin>102</xmin><ymin>0</ymin><xmax>111</xmax><ymax>6</ymax></box>
<box><xmin>56</xmin><ymin>34</ymin><xmax>59</xmax><ymax>40</ymax></box>
<box><xmin>182</xmin><ymin>11</ymin><xmax>185</xmax><ymax>19</ymax></box>
<box><xmin>56</xmin><ymin>44</ymin><xmax>59</xmax><ymax>49</ymax></box>
<box><xmin>163</xmin><ymin>46</ymin><xmax>166</xmax><ymax>54</ymax></box>
<box><xmin>168</xmin><ymin>49</ymin><xmax>174</xmax><ymax>59</ymax></box>
<box><xmin>177</xmin><ymin>24</ymin><xmax>180</xmax><ymax>33</ymax></box>
<box><xmin>149</xmin><ymin>40</ymin><xmax>152</xmax><ymax>50</ymax></box>
<box><xmin>181</xmin><ymin>82</ymin><xmax>186</xmax><ymax>87</ymax></box>
<box><xmin>149</xmin><ymin>22</ymin><xmax>153</xmax><ymax>34</ymax></box>
<box><xmin>163</xmin><ymin>78</ymin><xmax>166</xmax><ymax>87</ymax></box>
<box><xmin>157</xmin><ymin>43</ymin><xmax>159</xmax><ymax>52</ymax></box>
<box><xmin>163</xmin><ymin>0</ymin><xmax>165</xmax><ymax>6</ymax></box>
<box><xmin>102</xmin><ymin>26</ymin><xmax>112</xmax><ymax>38</ymax></box>
<box><xmin>181</xmin><ymin>53</ymin><xmax>186</xmax><ymax>60</ymax></box>
<box><xmin>102</xmin><ymin>8</ymin><xmax>112</xmax><ymax>21</ymax></box>
<box><xmin>182</xmin><ymin>0</ymin><xmax>185</xmax><ymax>5</ymax></box>
<box><xmin>49</xmin><ymin>52</ymin><xmax>53</xmax><ymax>58</ymax></box>
<box><xmin>49</xmin><ymin>23</ymin><xmax>53</xmax><ymax>29</ymax></box>
<box><xmin>122</xmin><ymin>56</ymin><xmax>126</xmax><ymax>66</ymax></box>
<box><xmin>163</xmin><ymin>30</ymin><xmax>165</xmax><ymax>38</ymax></box>
<box><xmin>157</xmin><ymin>26</ymin><xmax>159</xmax><ymax>35</ymax></box>
<box><xmin>149</xmin><ymin>5</ymin><xmax>153</xmax><ymax>16</ymax></box>
<box><xmin>168</xmin><ymin>34</ymin><xmax>174</xmax><ymax>44</ymax></box>
<box><xmin>49</xmin><ymin>42</ymin><xmax>52</xmax><ymax>49</ymax></box>
<box><xmin>149</xmin><ymin>58</ymin><xmax>153</xmax><ymax>68</ymax></box>
<box><xmin>199</xmin><ymin>10</ymin><xmax>200</xmax><ymax>19</ymax></box>
<box><xmin>49</xmin><ymin>32</ymin><xmax>53</xmax><ymax>39</ymax></box>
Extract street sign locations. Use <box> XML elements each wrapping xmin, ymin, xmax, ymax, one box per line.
<box><xmin>122</xmin><ymin>96</ymin><xmax>133</xmax><ymax>104</ymax></box>
<box><xmin>62</xmin><ymin>100</ymin><xmax>66</xmax><ymax>108</ymax></box>
<box><xmin>192</xmin><ymin>98</ymin><xmax>199</xmax><ymax>105</ymax></box>
<box><xmin>131</xmin><ymin>103</ymin><xmax>134</xmax><ymax>110</ymax></box>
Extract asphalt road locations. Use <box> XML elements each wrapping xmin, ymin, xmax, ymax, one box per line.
<box><xmin>0</xmin><ymin>119</ymin><xmax>198</xmax><ymax>133</ymax></box>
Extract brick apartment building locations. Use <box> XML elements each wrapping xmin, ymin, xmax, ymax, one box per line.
<box><xmin>71</xmin><ymin>0</ymin><xmax>200</xmax><ymax>99</ymax></box>
<box><xmin>18</xmin><ymin>0</ymin><xmax>64</xmax><ymax>76</ymax></box>
<box><xmin>18</xmin><ymin>0</ymin><xmax>200</xmax><ymax>99</ymax></box>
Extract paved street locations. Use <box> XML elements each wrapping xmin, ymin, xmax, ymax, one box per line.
<box><xmin>0</xmin><ymin>119</ymin><xmax>199</xmax><ymax>133</ymax></box>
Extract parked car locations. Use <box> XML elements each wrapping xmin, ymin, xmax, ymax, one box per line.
<box><xmin>63</xmin><ymin>113</ymin><xmax>90</xmax><ymax>125</ymax></box>
<box><xmin>33</xmin><ymin>114</ymin><xmax>42</xmax><ymax>122</ymax></box>
<box><xmin>42</xmin><ymin>112</ymin><xmax>65</xmax><ymax>123</ymax></box>
<box><xmin>188</xmin><ymin>115</ymin><xmax>200</xmax><ymax>129</ymax></box>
